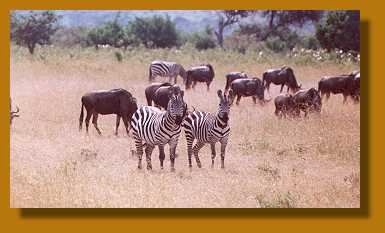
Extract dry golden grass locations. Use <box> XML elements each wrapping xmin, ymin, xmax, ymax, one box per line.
<box><xmin>10</xmin><ymin>46</ymin><xmax>360</xmax><ymax>208</ymax></box>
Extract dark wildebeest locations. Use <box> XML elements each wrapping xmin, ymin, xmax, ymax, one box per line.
<box><xmin>224</xmin><ymin>71</ymin><xmax>248</xmax><ymax>94</ymax></box>
<box><xmin>145</xmin><ymin>82</ymin><xmax>173</xmax><ymax>107</ymax></box>
<box><xmin>351</xmin><ymin>71</ymin><xmax>360</xmax><ymax>102</ymax></box>
<box><xmin>317</xmin><ymin>73</ymin><xmax>358</xmax><ymax>103</ymax></box>
<box><xmin>262</xmin><ymin>66</ymin><xmax>301</xmax><ymax>93</ymax></box>
<box><xmin>292</xmin><ymin>88</ymin><xmax>322</xmax><ymax>117</ymax></box>
<box><xmin>274</xmin><ymin>94</ymin><xmax>296</xmax><ymax>118</ymax></box>
<box><xmin>228</xmin><ymin>78</ymin><xmax>270</xmax><ymax>105</ymax></box>
<box><xmin>79</xmin><ymin>88</ymin><xmax>138</xmax><ymax>136</ymax></box>
<box><xmin>147</xmin><ymin>84</ymin><xmax>183</xmax><ymax>110</ymax></box>
<box><xmin>185</xmin><ymin>64</ymin><xmax>215</xmax><ymax>91</ymax></box>
<box><xmin>10</xmin><ymin>98</ymin><xmax>20</xmax><ymax>125</ymax></box>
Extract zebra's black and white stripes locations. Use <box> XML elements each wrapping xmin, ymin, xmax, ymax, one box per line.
<box><xmin>182</xmin><ymin>90</ymin><xmax>232</xmax><ymax>169</ymax></box>
<box><xmin>148</xmin><ymin>60</ymin><xmax>187</xmax><ymax>84</ymax></box>
<box><xmin>131</xmin><ymin>86</ymin><xmax>187</xmax><ymax>171</ymax></box>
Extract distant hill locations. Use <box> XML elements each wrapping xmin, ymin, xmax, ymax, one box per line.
<box><xmin>12</xmin><ymin>10</ymin><xmax>315</xmax><ymax>35</ymax></box>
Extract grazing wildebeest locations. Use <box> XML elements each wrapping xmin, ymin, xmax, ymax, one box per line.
<box><xmin>262</xmin><ymin>66</ymin><xmax>301</xmax><ymax>93</ymax></box>
<box><xmin>224</xmin><ymin>71</ymin><xmax>248</xmax><ymax>94</ymax></box>
<box><xmin>10</xmin><ymin>98</ymin><xmax>20</xmax><ymax>125</ymax></box>
<box><xmin>183</xmin><ymin>90</ymin><xmax>231</xmax><ymax>169</ymax></box>
<box><xmin>185</xmin><ymin>64</ymin><xmax>215</xmax><ymax>91</ymax></box>
<box><xmin>148</xmin><ymin>60</ymin><xmax>187</xmax><ymax>84</ymax></box>
<box><xmin>317</xmin><ymin>74</ymin><xmax>358</xmax><ymax>103</ymax></box>
<box><xmin>228</xmin><ymin>78</ymin><xmax>270</xmax><ymax>105</ymax></box>
<box><xmin>145</xmin><ymin>82</ymin><xmax>172</xmax><ymax>107</ymax></box>
<box><xmin>274</xmin><ymin>94</ymin><xmax>296</xmax><ymax>118</ymax></box>
<box><xmin>79</xmin><ymin>88</ymin><xmax>138</xmax><ymax>136</ymax></box>
<box><xmin>292</xmin><ymin>88</ymin><xmax>322</xmax><ymax>117</ymax></box>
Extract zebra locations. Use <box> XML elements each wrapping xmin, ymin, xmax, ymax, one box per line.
<box><xmin>130</xmin><ymin>86</ymin><xmax>187</xmax><ymax>171</ymax></box>
<box><xmin>182</xmin><ymin>90</ymin><xmax>232</xmax><ymax>169</ymax></box>
<box><xmin>148</xmin><ymin>60</ymin><xmax>187</xmax><ymax>84</ymax></box>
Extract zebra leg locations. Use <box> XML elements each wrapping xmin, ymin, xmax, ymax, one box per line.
<box><xmin>169</xmin><ymin>141</ymin><xmax>178</xmax><ymax>172</ymax></box>
<box><xmin>210</xmin><ymin>143</ymin><xmax>216</xmax><ymax>168</ymax></box>
<box><xmin>145</xmin><ymin>144</ymin><xmax>155</xmax><ymax>170</ymax></box>
<box><xmin>115</xmin><ymin>115</ymin><xmax>121</xmax><ymax>136</ymax></box>
<box><xmin>92</xmin><ymin>112</ymin><xmax>102</xmax><ymax>135</ymax></box>
<box><xmin>220</xmin><ymin>139</ymin><xmax>228</xmax><ymax>169</ymax></box>
<box><xmin>186</xmin><ymin>135</ymin><xmax>194</xmax><ymax>168</ymax></box>
<box><xmin>134</xmin><ymin>136</ymin><xmax>144</xmax><ymax>169</ymax></box>
<box><xmin>158</xmin><ymin>145</ymin><xmax>165</xmax><ymax>169</ymax></box>
<box><xmin>193</xmin><ymin>141</ymin><xmax>205</xmax><ymax>168</ymax></box>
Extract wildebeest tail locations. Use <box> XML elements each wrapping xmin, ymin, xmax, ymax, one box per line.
<box><xmin>79</xmin><ymin>102</ymin><xmax>85</xmax><ymax>131</ymax></box>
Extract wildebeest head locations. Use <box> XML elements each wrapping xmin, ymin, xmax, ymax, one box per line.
<box><xmin>282</xmin><ymin>67</ymin><xmax>301</xmax><ymax>92</ymax></box>
<box><xmin>167</xmin><ymin>87</ymin><xmax>187</xmax><ymax>125</ymax></box>
<box><xmin>307</xmin><ymin>88</ymin><xmax>322</xmax><ymax>113</ymax></box>
<box><xmin>217</xmin><ymin>90</ymin><xmax>231</xmax><ymax>123</ymax></box>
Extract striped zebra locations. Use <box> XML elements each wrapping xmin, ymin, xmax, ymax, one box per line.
<box><xmin>131</xmin><ymin>86</ymin><xmax>187</xmax><ymax>171</ymax></box>
<box><xmin>182</xmin><ymin>90</ymin><xmax>232</xmax><ymax>169</ymax></box>
<box><xmin>148</xmin><ymin>60</ymin><xmax>187</xmax><ymax>84</ymax></box>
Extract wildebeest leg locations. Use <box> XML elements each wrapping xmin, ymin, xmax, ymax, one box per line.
<box><xmin>206</xmin><ymin>82</ymin><xmax>210</xmax><ymax>91</ymax></box>
<box><xmin>158</xmin><ymin>145</ymin><xmax>165</xmax><ymax>169</ymax></box>
<box><xmin>92</xmin><ymin>112</ymin><xmax>101</xmax><ymax>135</ymax></box>
<box><xmin>192</xmin><ymin>81</ymin><xmax>197</xmax><ymax>90</ymax></box>
<box><xmin>210</xmin><ymin>143</ymin><xmax>216</xmax><ymax>168</ymax></box>
<box><xmin>122</xmin><ymin>116</ymin><xmax>130</xmax><ymax>135</ymax></box>
<box><xmin>115</xmin><ymin>115</ymin><xmax>121</xmax><ymax>136</ymax></box>
<box><xmin>266</xmin><ymin>82</ymin><xmax>271</xmax><ymax>94</ymax></box>
<box><xmin>85</xmin><ymin>109</ymin><xmax>92</xmax><ymax>134</ymax></box>
<box><xmin>343</xmin><ymin>94</ymin><xmax>348</xmax><ymax>104</ymax></box>
<box><xmin>252</xmin><ymin>96</ymin><xmax>257</xmax><ymax>104</ymax></box>
<box><xmin>220</xmin><ymin>138</ymin><xmax>228</xmax><ymax>169</ymax></box>
<box><xmin>280</xmin><ymin>84</ymin><xmax>284</xmax><ymax>93</ymax></box>
<box><xmin>236</xmin><ymin>95</ymin><xmax>241</xmax><ymax>105</ymax></box>
<box><xmin>326</xmin><ymin>92</ymin><xmax>330</xmax><ymax>100</ymax></box>
<box><xmin>145</xmin><ymin>144</ymin><xmax>155</xmax><ymax>170</ymax></box>
<box><xmin>192</xmin><ymin>141</ymin><xmax>205</xmax><ymax>168</ymax></box>
<box><xmin>287</xmin><ymin>85</ymin><xmax>290</xmax><ymax>93</ymax></box>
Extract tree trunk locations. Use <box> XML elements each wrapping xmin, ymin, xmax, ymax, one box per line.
<box><xmin>215</xmin><ymin>25</ymin><xmax>224</xmax><ymax>48</ymax></box>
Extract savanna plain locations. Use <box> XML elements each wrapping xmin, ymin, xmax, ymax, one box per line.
<box><xmin>10</xmin><ymin>46</ymin><xmax>360</xmax><ymax>208</ymax></box>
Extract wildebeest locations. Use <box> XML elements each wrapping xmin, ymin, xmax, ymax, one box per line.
<box><xmin>318</xmin><ymin>74</ymin><xmax>359</xmax><ymax>103</ymax></box>
<box><xmin>185</xmin><ymin>64</ymin><xmax>215</xmax><ymax>91</ymax></box>
<box><xmin>292</xmin><ymin>88</ymin><xmax>322</xmax><ymax>117</ymax></box>
<box><xmin>228</xmin><ymin>78</ymin><xmax>270</xmax><ymax>105</ymax></box>
<box><xmin>262</xmin><ymin>66</ymin><xmax>301</xmax><ymax>93</ymax></box>
<box><xmin>79</xmin><ymin>88</ymin><xmax>138</xmax><ymax>136</ymax></box>
<box><xmin>274</xmin><ymin>94</ymin><xmax>296</xmax><ymax>118</ymax></box>
<box><xmin>146</xmin><ymin>84</ymin><xmax>182</xmax><ymax>110</ymax></box>
<box><xmin>148</xmin><ymin>60</ymin><xmax>187</xmax><ymax>84</ymax></box>
<box><xmin>10</xmin><ymin>98</ymin><xmax>20</xmax><ymax>125</ymax></box>
<box><xmin>352</xmin><ymin>71</ymin><xmax>360</xmax><ymax>102</ymax></box>
<box><xmin>145</xmin><ymin>82</ymin><xmax>173</xmax><ymax>107</ymax></box>
<box><xmin>224</xmin><ymin>71</ymin><xmax>248</xmax><ymax>94</ymax></box>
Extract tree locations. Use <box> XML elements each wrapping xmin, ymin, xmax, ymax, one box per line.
<box><xmin>128</xmin><ymin>15</ymin><xmax>179</xmax><ymax>48</ymax></box>
<box><xmin>12</xmin><ymin>11</ymin><xmax>60</xmax><ymax>54</ymax></box>
<box><xmin>191</xmin><ymin>26</ymin><xmax>216</xmax><ymax>50</ymax></box>
<box><xmin>215</xmin><ymin>10</ymin><xmax>249</xmax><ymax>48</ymax></box>
<box><xmin>316</xmin><ymin>11</ymin><xmax>359</xmax><ymax>52</ymax></box>
<box><xmin>240</xmin><ymin>10</ymin><xmax>323</xmax><ymax>42</ymax></box>
<box><xmin>86</xmin><ymin>13</ymin><xmax>126</xmax><ymax>49</ymax></box>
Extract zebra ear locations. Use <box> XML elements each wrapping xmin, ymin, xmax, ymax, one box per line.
<box><xmin>217</xmin><ymin>90</ymin><xmax>223</xmax><ymax>99</ymax></box>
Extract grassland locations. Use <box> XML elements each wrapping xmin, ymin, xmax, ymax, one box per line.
<box><xmin>10</xmin><ymin>46</ymin><xmax>360</xmax><ymax>207</ymax></box>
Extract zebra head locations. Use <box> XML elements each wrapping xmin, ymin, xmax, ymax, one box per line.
<box><xmin>167</xmin><ymin>87</ymin><xmax>187</xmax><ymax>125</ymax></box>
<box><xmin>217</xmin><ymin>90</ymin><xmax>231</xmax><ymax>123</ymax></box>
